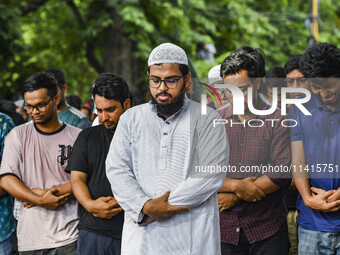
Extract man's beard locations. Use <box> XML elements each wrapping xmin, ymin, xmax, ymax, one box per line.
<box><xmin>150</xmin><ymin>86</ymin><xmax>186</xmax><ymax>117</ymax></box>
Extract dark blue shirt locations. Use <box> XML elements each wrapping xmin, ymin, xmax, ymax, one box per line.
<box><xmin>289</xmin><ymin>94</ymin><xmax>340</xmax><ymax>232</ymax></box>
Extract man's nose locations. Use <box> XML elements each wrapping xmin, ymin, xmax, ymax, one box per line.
<box><xmin>32</xmin><ymin>107</ymin><xmax>39</xmax><ymax>114</ymax></box>
<box><xmin>158</xmin><ymin>80</ymin><xmax>169</xmax><ymax>92</ymax></box>
<box><xmin>320</xmin><ymin>89</ymin><xmax>328</xmax><ymax>98</ymax></box>
<box><xmin>102</xmin><ymin>111</ymin><xmax>109</xmax><ymax>121</ymax></box>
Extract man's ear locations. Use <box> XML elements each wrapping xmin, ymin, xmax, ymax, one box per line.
<box><xmin>254</xmin><ymin>78</ymin><xmax>261</xmax><ymax>90</ymax></box>
<box><xmin>63</xmin><ymin>84</ymin><xmax>68</xmax><ymax>94</ymax></box>
<box><xmin>53</xmin><ymin>94</ymin><xmax>60</xmax><ymax>108</ymax></box>
<box><xmin>184</xmin><ymin>72</ymin><xmax>192</xmax><ymax>93</ymax></box>
<box><xmin>123</xmin><ymin>98</ymin><xmax>131</xmax><ymax>111</ymax></box>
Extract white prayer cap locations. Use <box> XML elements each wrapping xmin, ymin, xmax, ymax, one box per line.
<box><xmin>148</xmin><ymin>43</ymin><xmax>188</xmax><ymax>67</ymax></box>
<box><xmin>208</xmin><ymin>64</ymin><xmax>222</xmax><ymax>85</ymax></box>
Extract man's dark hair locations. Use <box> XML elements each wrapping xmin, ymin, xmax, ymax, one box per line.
<box><xmin>300</xmin><ymin>43</ymin><xmax>340</xmax><ymax>78</ymax></box>
<box><xmin>23</xmin><ymin>72</ymin><xmax>58</xmax><ymax>98</ymax></box>
<box><xmin>220</xmin><ymin>46</ymin><xmax>266</xmax><ymax>78</ymax></box>
<box><xmin>147</xmin><ymin>64</ymin><xmax>190</xmax><ymax>78</ymax></box>
<box><xmin>284</xmin><ymin>55</ymin><xmax>301</xmax><ymax>74</ymax></box>
<box><xmin>44</xmin><ymin>68</ymin><xmax>66</xmax><ymax>89</ymax></box>
<box><xmin>91</xmin><ymin>73</ymin><xmax>130</xmax><ymax>107</ymax></box>
<box><xmin>66</xmin><ymin>94</ymin><xmax>82</xmax><ymax>110</ymax></box>
<box><xmin>265</xmin><ymin>66</ymin><xmax>286</xmax><ymax>89</ymax></box>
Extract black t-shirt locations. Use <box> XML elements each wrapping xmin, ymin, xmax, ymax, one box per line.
<box><xmin>65</xmin><ymin>125</ymin><xmax>124</xmax><ymax>238</ymax></box>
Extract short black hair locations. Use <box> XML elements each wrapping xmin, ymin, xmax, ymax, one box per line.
<box><xmin>220</xmin><ymin>46</ymin><xmax>266</xmax><ymax>78</ymax></box>
<box><xmin>284</xmin><ymin>55</ymin><xmax>301</xmax><ymax>74</ymax></box>
<box><xmin>300</xmin><ymin>43</ymin><xmax>340</xmax><ymax>78</ymax></box>
<box><xmin>44</xmin><ymin>68</ymin><xmax>66</xmax><ymax>89</ymax></box>
<box><xmin>23</xmin><ymin>72</ymin><xmax>58</xmax><ymax>98</ymax></box>
<box><xmin>265</xmin><ymin>66</ymin><xmax>286</xmax><ymax>88</ymax></box>
<box><xmin>91</xmin><ymin>73</ymin><xmax>130</xmax><ymax>107</ymax></box>
<box><xmin>147</xmin><ymin>63</ymin><xmax>190</xmax><ymax>78</ymax></box>
<box><xmin>66</xmin><ymin>94</ymin><xmax>82</xmax><ymax>110</ymax></box>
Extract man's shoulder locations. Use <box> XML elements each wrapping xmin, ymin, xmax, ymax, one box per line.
<box><xmin>0</xmin><ymin>113</ymin><xmax>15</xmax><ymax>132</ymax></box>
<box><xmin>121</xmin><ymin>103</ymin><xmax>151</xmax><ymax>120</ymax></box>
<box><xmin>78</xmin><ymin>124</ymin><xmax>103</xmax><ymax>138</ymax></box>
<box><xmin>59</xmin><ymin>106</ymin><xmax>87</xmax><ymax>121</ymax></box>
<box><xmin>0</xmin><ymin>112</ymin><xmax>14</xmax><ymax>123</ymax></box>
<box><xmin>63</xmin><ymin>123</ymin><xmax>82</xmax><ymax>137</ymax></box>
<box><xmin>66</xmin><ymin>106</ymin><xmax>87</xmax><ymax>119</ymax></box>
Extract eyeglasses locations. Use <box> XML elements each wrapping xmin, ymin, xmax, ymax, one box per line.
<box><xmin>24</xmin><ymin>98</ymin><xmax>53</xmax><ymax>113</ymax></box>
<box><xmin>148</xmin><ymin>76</ymin><xmax>183</xmax><ymax>88</ymax></box>
<box><xmin>285</xmin><ymin>77</ymin><xmax>308</xmax><ymax>86</ymax></box>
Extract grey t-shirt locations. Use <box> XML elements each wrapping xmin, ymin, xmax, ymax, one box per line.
<box><xmin>0</xmin><ymin>123</ymin><xmax>80</xmax><ymax>251</ymax></box>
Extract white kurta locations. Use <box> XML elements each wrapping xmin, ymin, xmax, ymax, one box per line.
<box><xmin>106</xmin><ymin>98</ymin><xmax>229</xmax><ymax>255</ymax></box>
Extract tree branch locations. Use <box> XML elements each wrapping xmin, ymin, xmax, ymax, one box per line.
<box><xmin>64</xmin><ymin>0</ymin><xmax>84</xmax><ymax>27</ymax></box>
<box><xmin>65</xmin><ymin>0</ymin><xmax>104</xmax><ymax>73</ymax></box>
<box><xmin>21</xmin><ymin>0</ymin><xmax>49</xmax><ymax>16</ymax></box>
<box><xmin>86</xmin><ymin>41</ymin><xmax>104</xmax><ymax>73</ymax></box>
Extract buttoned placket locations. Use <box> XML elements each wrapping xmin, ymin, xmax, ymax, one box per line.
<box><xmin>158</xmin><ymin>120</ymin><xmax>171</xmax><ymax>170</ymax></box>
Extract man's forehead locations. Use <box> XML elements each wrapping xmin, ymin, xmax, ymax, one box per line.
<box><xmin>24</xmin><ymin>88</ymin><xmax>49</xmax><ymax>98</ymax></box>
<box><xmin>149</xmin><ymin>63</ymin><xmax>181</xmax><ymax>75</ymax></box>
<box><xmin>286</xmin><ymin>69</ymin><xmax>303</xmax><ymax>78</ymax></box>
<box><xmin>310</xmin><ymin>77</ymin><xmax>337</xmax><ymax>86</ymax></box>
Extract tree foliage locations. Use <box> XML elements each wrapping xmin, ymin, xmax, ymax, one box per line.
<box><xmin>1</xmin><ymin>0</ymin><xmax>339</xmax><ymax>101</ymax></box>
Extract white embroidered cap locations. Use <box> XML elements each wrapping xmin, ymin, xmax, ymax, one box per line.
<box><xmin>148</xmin><ymin>43</ymin><xmax>188</xmax><ymax>67</ymax></box>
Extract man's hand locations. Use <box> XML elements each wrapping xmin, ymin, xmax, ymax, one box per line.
<box><xmin>138</xmin><ymin>215</ymin><xmax>155</xmax><ymax>227</ymax></box>
<box><xmin>88</xmin><ymin>197</ymin><xmax>123</xmax><ymax>219</ymax></box>
<box><xmin>327</xmin><ymin>188</ymin><xmax>340</xmax><ymax>203</ymax></box>
<box><xmin>306</xmin><ymin>187</ymin><xmax>340</xmax><ymax>212</ymax></box>
<box><xmin>218</xmin><ymin>193</ymin><xmax>239</xmax><ymax>212</ymax></box>
<box><xmin>36</xmin><ymin>188</ymin><xmax>71</xmax><ymax>210</ymax></box>
<box><xmin>142</xmin><ymin>191</ymin><xmax>190</xmax><ymax>221</ymax></box>
<box><xmin>24</xmin><ymin>188</ymin><xmax>48</xmax><ymax>208</ymax></box>
<box><xmin>233</xmin><ymin>177</ymin><xmax>266</xmax><ymax>202</ymax></box>
<box><xmin>30</xmin><ymin>187</ymin><xmax>48</xmax><ymax>197</ymax></box>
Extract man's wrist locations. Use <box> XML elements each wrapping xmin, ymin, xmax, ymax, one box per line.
<box><xmin>84</xmin><ymin>199</ymin><xmax>95</xmax><ymax>213</ymax></box>
<box><xmin>142</xmin><ymin>199</ymin><xmax>151</xmax><ymax>215</ymax></box>
<box><xmin>229</xmin><ymin>179</ymin><xmax>239</xmax><ymax>193</ymax></box>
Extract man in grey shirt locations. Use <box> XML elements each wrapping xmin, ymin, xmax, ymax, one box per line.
<box><xmin>0</xmin><ymin>72</ymin><xmax>79</xmax><ymax>254</ymax></box>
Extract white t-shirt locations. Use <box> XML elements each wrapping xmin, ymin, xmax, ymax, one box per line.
<box><xmin>0</xmin><ymin>123</ymin><xmax>80</xmax><ymax>251</ymax></box>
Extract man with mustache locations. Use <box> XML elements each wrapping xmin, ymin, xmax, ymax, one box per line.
<box><xmin>66</xmin><ymin>73</ymin><xmax>131</xmax><ymax>255</ymax></box>
<box><xmin>290</xmin><ymin>43</ymin><xmax>340</xmax><ymax>255</ymax></box>
<box><xmin>106</xmin><ymin>43</ymin><xmax>229</xmax><ymax>255</ymax></box>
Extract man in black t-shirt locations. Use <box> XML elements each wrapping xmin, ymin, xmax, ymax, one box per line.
<box><xmin>65</xmin><ymin>73</ymin><xmax>131</xmax><ymax>255</ymax></box>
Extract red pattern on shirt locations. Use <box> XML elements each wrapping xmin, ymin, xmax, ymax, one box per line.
<box><xmin>218</xmin><ymin>98</ymin><xmax>291</xmax><ymax>245</ymax></box>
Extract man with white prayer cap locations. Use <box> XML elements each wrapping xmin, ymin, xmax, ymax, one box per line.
<box><xmin>106</xmin><ymin>42</ymin><xmax>229</xmax><ymax>255</ymax></box>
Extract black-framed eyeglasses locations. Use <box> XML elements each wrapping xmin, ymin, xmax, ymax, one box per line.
<box><xmin>24</xmin><ymin>98</ymin><xmax>53</xmax><ymax>113</ymax></box>
<box><xmin>284</xmin><ymin>77</ymin><xmax>308</xmax><ymax>86</ymax></box>
<box><xmin>148</xmin><ymin>76</ymin><xmax>184</xmax><ymax>88</ymax></box>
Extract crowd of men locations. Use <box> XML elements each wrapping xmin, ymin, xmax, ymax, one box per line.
<box><xmin>0</xmin><ymin>41</ymin><xmax>339</xmax><ymax>255</ymax></box>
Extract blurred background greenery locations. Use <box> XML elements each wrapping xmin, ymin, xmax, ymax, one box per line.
<box><xmin>1</xmin><ymin>0</ymin><xmax>340</xmax><ymax>103</ymax></box>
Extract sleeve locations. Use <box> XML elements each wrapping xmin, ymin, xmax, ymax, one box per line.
<box><xmin>168</xmin><ymin>109</ymin><xmax>229</xmax><ymax>207</ymax></box>
<box><xmin>65</xmin><ymin>130</ymin><xmax>88</xmax><ymax>174</ymax></box>
<box><xmin>0</xmin><ymin>127</ymin><xmax>22</xmax><ymax>180</ymax></box>
<box><xmin>265</xmin><ymin>114</ymin><xmax>292</xmax><ymax>189</ymax></box>
<box><xmin>0</xmin><ymin>115</ymin><xmax>15</xmax><ymax>163</ymax></box>
<box><xmin>288</xmin><ymin>105</ymin><xmax>302</xmax><ymax>142</ymax></box>
<box><xmin>106</xmin><ymin>115</ymin><xmax>151</xmax><ymax>223</ymax></box>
